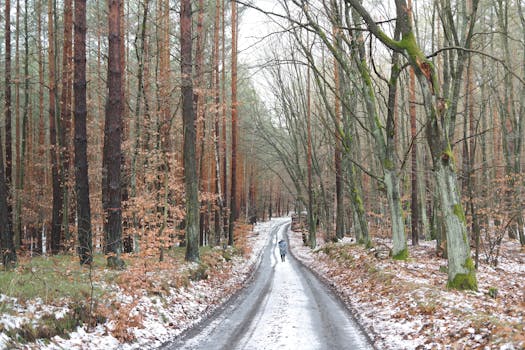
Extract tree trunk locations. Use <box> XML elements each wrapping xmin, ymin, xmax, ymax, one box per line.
<box><xmin>48</xmin><ymin>0</ymin><xmax>62</xmax><ymax>254</ymax></box>
<box><xmin>181</xmin><ymin>0</ymin><xmax>200</xmax><ymax>262</ymax></box>
<box><xmin>5</xmin><ymin>0</ymin><xmax>14</xmax><ymax>248</ymax></box>
<box><xmin>130</xmin><ymin>0</ymin><xmax>149</xmax><ymax>253</ymax></box>
<box><xmin>333</xmin><ymin>23</ymin><xmax>344</xmax><ymax>241</ymax></box>
<box><xmin>74</xmin><ymin>0</ymin><xmax>93</xmax><ymax>265</ymax></box>
<box><xmin>0</xmin><ymin>136</ymin><xmax>16</xmax><ymax>269</ymax></box>
<box><xmin>37</xmin><ymin>0</ymin><xmax>45</xmax><ymax>255</ymax></box>
<box><xmin>18</xmin><ymin>0</ymin><xmax>30</xmax><ymax>250</ymax></box>
<box><xmin>60</xmin><ymin>0</ymin><xmax>74</xmax><ymax>244</ymax></box>
<box><xmin>228</xmin><ymin>0</ymin><xmax>238</xmax><ymax>246</ymax></box>
<box><xmin>306</xmin><ymin>45</ymin><xmax>316</xmax><ymax>249</ymax></box>
<box><xmin>213</xmin><ymin>0</ymin><xmax>224</xmax><ymax>245</ymax></box>
<box><xmin>14</xmin><ymin>0</ymin><xmax>21</xmax><ymax>249</ymax></box>
<box><xmin>409</xmin><ymin>66</ymin><xmax>419</xmax><ymax>246</ymax></box>
<box><xmin>104</xmin><ymin>0</ymin><xmax>124</xmax><ymax>269</ymax></box>
<box><xmin>347</xmin><ymin>0</ymin><xmax>477</xmax><ymax>289</ymax></box>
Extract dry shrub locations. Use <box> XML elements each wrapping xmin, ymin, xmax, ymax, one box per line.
<box><xmin>234</xmin><ymin>223</ymin><xmax>252</xmax><ymax>256</ymax></box>
<box><xmin>98</xmin><ymin>300</ymin><xmax>142</xmax><ymax>342</ymax></box>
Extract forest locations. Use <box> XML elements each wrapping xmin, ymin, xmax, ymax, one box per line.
<box><xmin>0</xmin><ymin>0</ymin><xmax>524</xmax><ymax>348</ymax></box>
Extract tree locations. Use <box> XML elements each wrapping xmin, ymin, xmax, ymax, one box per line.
<box><xmin>48</xmin><ymin>0</ymin><xmax>62</xmax><ymax>254</ymax></box>
<box><xmin>5</xmin><ymin>0</ymin><xmax>13</xmax><ymax>235</ymax></box>
<box><xmin>0</xmin><ymin>135</ymin><xmax>16</xmax><ymax>268</ymax></box>
<box><xmin>74</xmin><ymin>0</ymin><xmax>93</xmax><ymax>265</ymax></box>
<box><xmin>103</xmin><ymin>0</ymin><xmax>125</xmax><ymax>268</ymax></box>
<box><xmin>181</xmin><ymin>0</ymin><xmax>200</xmax><ymax>262</ymax></box>
<box><xmin>213</xmin><ymin>0</ymin><xmax>225</xmax><ymax>245</ymax></box>
<box><xmin>228</xmin><ymin>0</ymin><xmax>239</xmax><ymax>246</ymax></box>
<box><xmin>60</xmin><ymin>0</ymin><xmax>74</xmax><ymax>243</ymax></box>
<box><xmin>346</xmin><ymin>0</ymin><xmax>478</xmax><ymax>290</ymax></box>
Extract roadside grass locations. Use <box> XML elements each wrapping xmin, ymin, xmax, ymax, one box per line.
<box><xmin>0</xmin><ymin>254</ymin><xmax>108</xmax><ymax>304</ymax></box>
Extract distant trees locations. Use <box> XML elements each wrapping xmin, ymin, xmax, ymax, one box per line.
<box><xmin>246</xmin><ymin>0</ymin><xmax>525</xmax><ymax>290</ymax></box>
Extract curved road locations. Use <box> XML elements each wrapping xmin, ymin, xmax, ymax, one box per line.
<box><xmin>163</xmin><ymin>219</ymin><xmax>372</xmax><ymax>350</ymax></box>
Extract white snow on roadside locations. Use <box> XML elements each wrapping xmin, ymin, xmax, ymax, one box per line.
<box><xmin>0</xmin><ymin>218</ymin><xmax>289</xmax><ymax>350</ymax></box>
<box><xmin>288</xmin><ymin>227</ymin><xmax>525</xmax><ymax>350</ymax></box>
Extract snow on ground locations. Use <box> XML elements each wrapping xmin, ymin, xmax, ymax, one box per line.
<box><xmin>0</xmin><ymin>218</ymin><xmax>289</xmax><ymax>350</ymax></box>
<box><xmin>288</xmin><ymin>228</ymin><xmax>525</xmax><ymax>350</ymax></box>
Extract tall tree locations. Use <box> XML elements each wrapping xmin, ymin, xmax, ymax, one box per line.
<box><xmin>48</xmin><ymin>0</ymin><xmax>62</xmax><ymax>254</ymax></box>
<box><xmin>332</xmin><ymin>10</ymin><xmax>344</xmax><ymax>241</ymax></box>
<box><xmin>60</xmin><ymin>0</ymin><xmax>74</xmax><ymax>243</ymax></box>
<box><xmin>74</xmin><ymin>0</ymin><xmax>93</xmax><ymax>265</ymax></box>
<box><xmin>0</xmin><ymin>134</ymin><xmax>16</xmax><ymax>269</ymax></box>
<box><xmin>181</xmin><ymin>0</ymin><xmax>200</xmax><ymax>262</ymax></box>
<box><xmin>408</xmin><ymin>41</ymin><xmax>419</xmax><ymax>246</ymax></box>
<box><xmin>103</xmin><ymin>0</ymin><xmax>125</xmax><ymax>268</ymax></box>
<box><xmin>228</xmin><ymin>0</ymin><xmax>238</xmax><ymax>246</ymax></box>
<box><xmin>213</xmin><ymin>0</ymin><xmax>225</xmax><ymax>245</ymax></box>
<box><xmin>5</xmin><ymin>0</ymin><xmax>14</xmax><ymax>244</ymax></box>
<box><xmin>346</xmin><ymin>0</ymin><xmax>478</xmax><ymax>290</ymax></box>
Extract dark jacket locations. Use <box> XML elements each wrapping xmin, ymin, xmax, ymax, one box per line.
<box><xmin>278</xmin><ymin>240</ymin><xmax>287</xmax><ymax>256</ymax></box>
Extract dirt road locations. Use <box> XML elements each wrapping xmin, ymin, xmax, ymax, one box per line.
<box><xmin>163</xmin><ymin>219</ymin><xmax>372</xmax><ymax>350</ymax></box>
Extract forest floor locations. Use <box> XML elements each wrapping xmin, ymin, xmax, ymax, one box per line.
<box><xmin>289</xmin><ymin>225</ymin><xmax>525</xmax><ymax>350</ymax></box>
<box><xmin>0</xmin><ymin>218</ymin><xmax>288</xmax><ymax>350</ymax></box>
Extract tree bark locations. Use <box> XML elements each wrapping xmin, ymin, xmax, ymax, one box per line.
<box><xmin>409</xmin><ymin>65</ymin><xmax>419</xmax><ymax>246</ymax></box>
<box><xmin>181</xmin><ymin>0</ymin><xmax>200</xmax><ymax>262</ymax></box>
<box><xmin>306</xmin><ymin>43</ymin><xmax>316</xmax><ymax>249</ymax></box>
<box><xmin>103</xmin><ymin>0</ymin><xmax>124</xmax><ymax>268</ymax></box>
<box><xmin>74</xmin><ymin>0</ymin><xmax>93</xmax><ymax>265</ymax></box>
<box><xmin>228</xmin><ymin>0</ymin><xmax>238</xmax><ymax>246</ymax></box>
<box><xmin>213</xmin><ymin>0</ymin><xmax>224</xmax><ymax>245</ymax></box>
<box><xmin>60</xmin><ymin>0</ymin><xmax>74</xmax><ymax>243</ymax></box>
<box><xmin>48</xmin><ymin>0</ymin><xmax>62</xmax><ymax>254</ymax></box>
<box><xmin>333</xmin><ymin>18</ymin><xmax>344</xmax><ymax>241</ymax></box>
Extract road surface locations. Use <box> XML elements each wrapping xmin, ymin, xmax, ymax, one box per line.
<box><xmin>163</xmin><ymin>219</ymin><xmax>372</xmax><ymax>350</ymax></box>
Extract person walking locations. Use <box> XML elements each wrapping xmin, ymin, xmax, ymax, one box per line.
<box><xmin>278</xmin><ymin>239</ymin><xmax>287</xmax><ymax>262</ymax></box>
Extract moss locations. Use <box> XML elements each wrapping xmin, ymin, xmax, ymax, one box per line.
<box><xmin>447</xmin><ymin>257</ymin><xmax>478</xmax><ymax>291</ymax></box>
<box><xmin>392</xmin><ymin>247</ymin><xmax>409</xmax><ymax>260</ymax></box>
<box><xmin>354</xmin><ymin>193</ymin><xmax>364</xmax><ymax>212</ymax></box>
<box><xmin>463</xmin><ymin>257</ymin><xmax>475</xmax><ymax>271</ymax></box>
<box><xmin>383</xmin><ymin>158</ymin><xmax>394</xmax><ymax>171</ymax></box>
<box><xmin>453</xmin><ymin>203</ymin><xmax>467</xmax><ymax>226</ymax></box>
<box><xmin>441</xmin><ymin>144</ymin><xmax>455</xmax><ymax>165</ymax></box>
<box><xmin>447</xmin><ymin>271</ymin><xmax>478</xmax><ymax>291</ymax></box>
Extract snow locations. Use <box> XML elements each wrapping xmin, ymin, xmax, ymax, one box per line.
<box><xmin>2</xmin><ymin>217</ymin><xmax>523</xmax><ymax>349</ymax></box>
<box><xmin>0</xmin><ymin>218</ymin><xmax>288</xmax><ymax>350</ymax></box>
<box><xmin>287</xmin><ymin>227</ymin><xmax>525</xmax><ymax>350</ymax></box>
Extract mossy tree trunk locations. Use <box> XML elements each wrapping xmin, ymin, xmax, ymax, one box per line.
<box><xmin>346</xmin><ymin>0</ymin><xmax>478</xmax><ymax>290</ymax></box>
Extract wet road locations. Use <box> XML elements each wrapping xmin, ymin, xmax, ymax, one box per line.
<box><xmin>163</xmin><ymin>219</ymin><xmax>372</xmax><ymax>350</ymax></box>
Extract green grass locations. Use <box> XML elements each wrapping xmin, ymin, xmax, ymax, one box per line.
<box><xmin>0</xmin><ymin>254</ymin><xmax>109</xmax><ymax>304</ymax></box>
